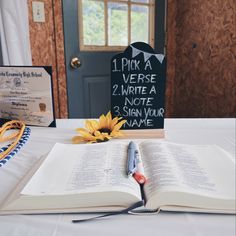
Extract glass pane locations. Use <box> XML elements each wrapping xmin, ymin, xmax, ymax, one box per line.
<box><xmin>131</xmin><ymin>0</ymin><xmax>149</xmax><ymax>3</ymax></box>
<box><xmin>82</xmin><ymin>0</ymin><xmax>105</xmax><ymax>46</ymax></box>
<box><xmin>108</xmin><ymin>3</ymin><xmax>128</xmax><ymax>46</ymax></box>
<box><xmin>131</xmin><ymin>5</ymin><xmax>149</xmax><ymax>43</ymax></box>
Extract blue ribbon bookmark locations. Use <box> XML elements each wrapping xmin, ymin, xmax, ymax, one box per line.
<box><xmin>72</xmin><ymin>200</ymin><xmax>144</xmax><ymax>223</ymax></box>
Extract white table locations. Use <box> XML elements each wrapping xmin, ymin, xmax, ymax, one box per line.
<box><xmin>0</xmin><ymin>119</ymin><xmax>235</xmax><ymax>236</ymax></box>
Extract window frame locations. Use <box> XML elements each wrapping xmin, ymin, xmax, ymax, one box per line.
<box><xmin>78</xmin><ymin>0</ymin><xmax>155</xmax><ymax>51</ymax></box>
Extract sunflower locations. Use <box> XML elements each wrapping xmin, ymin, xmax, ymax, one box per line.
<box><xmin>72</xmin><ymin>111</ymin><xmax>126</xmax><ymax>144</ymax></box>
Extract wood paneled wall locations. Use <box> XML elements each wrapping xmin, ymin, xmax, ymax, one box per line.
<box><xmin>28</xmin><ymin>0</ymin><xmax>68</xmax><ymax>118</ymax></box>
<box><xmin>28</xmin><ymin>0</ymin><xmax>236</xmax><ymax>118</ymax></box>
<box><xmin>172</xmin><ymin>0</ymin><xmax>236</xmax><ymax>117</ymax></box>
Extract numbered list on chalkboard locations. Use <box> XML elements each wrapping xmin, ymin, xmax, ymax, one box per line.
<box><xmin>111</xmin><ymin>42</ymin><xmax>166</xmax><ymax>130</ymax></box>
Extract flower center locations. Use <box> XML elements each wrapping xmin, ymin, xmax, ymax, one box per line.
<box><xmin>98</xmin><ymin>128</ymin><xmax>111</xmax><ymax>134</ymax></box>
<box><xmin>96</xmin><ymin>137</ymin><xmax>109</xmax><ymax>143</ymax></box>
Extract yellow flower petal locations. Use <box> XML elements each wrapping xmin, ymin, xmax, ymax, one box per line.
<box><xmin>72</xmin><ymin>136</ymin><xmax>86</xmax><ymax>144</ymax></box>
<box><xmin>72</xmin><ymin>111</ymin><xmax>126</xmax><ymax>144</ymax></box>
<box><xmin>94</xmin><ymin>131</ymin><xmax>110</xmax><ymax>139</ymax></box>
<box><xmin>107</xmin><ymin>112</ymin><xmax>112</xmax><ymax>130</ymax></box>
<box><xmin>113</xmin><ymin>120</ymin><xmax>126</xmax><ymax>131</ymax></box>
<box><xmin>90</xmin><ymin>120</ymin><xmax>99</xmax><ymax>131</ymax></box>
<box><xmin>110</xmin><ymin>117</ymin><xmax>119</xmax><ymax>129</ymax></box>
<box><xmin>76</xmin><ymin>128</ymin><xmax>88</xmax><ymax>133</ymax></box>
<box><xmin>106</xmin><ymin>111</ymin><xmax>111</xmax><ymax>118</ymax></box>
<box><xmin>78</xmin><ymin>129</ymin><xmax>94</xmax><ymax>138</ymax></box>
<box><xmin>105</xmin><ymin>111</ymin><xmax>112</xmax><ymax>128</ymax></box>
<box><xmin>99</xmin><ymin>114</ymin><xmax>107</xmax><ymax>128</ymax></box>
<box><xmin>110</xmin><ymin>130</ymin><xmax>124</xmax><ymax>137</ymax></box>
<box><xmin>85</xmin><ymin>120</ymin><xmax>95</xmax><ymax>133</ymax></box>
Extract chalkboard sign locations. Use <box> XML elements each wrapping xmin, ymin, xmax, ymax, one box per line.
<box><xmin>111</xmin><ymin>42</ymin><xmax>166</xmax><ymax>130</ymax></box>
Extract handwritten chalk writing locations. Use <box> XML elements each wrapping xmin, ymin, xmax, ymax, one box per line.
<box><xmin>122</xmin><ymin>85</ymin><xmax>147</xmax><ymax>95</ymax></box>
<box><xmin>125</xmin><ymin>118</ymin><xmax>153</xmax><ymax>128</ymax></box>
<box><xmin>113</xmin><ymin>106</ymin><xmax>144</xmax><ymax>118</ymax></box>
<box><xmin>144</xmin><ymin>108</ymin><xmax>165</xmax><ymax>119</ymax></box>
<box><xmin>111</xmin><ymin>43</ymin><xmax>166</xmax><ymax>130</ymax></box>
<box><xmin>144</xmin><ymin>60</ymin><xmax>152</xmax><ymax>70</ymax></box>
<box><xmin>121</xmin><ymin>58</ymin><xmax>140</xmax><ymax>71</ymax></box>
<box><xmin>149</xmin><ymin>85</ymin><xmax>157</xmax><ymax>94</ymax></box>
<box><xmin>113</xmin><ymin>106</ymin><xmax>121</xmax><ymax>116</ymax></box>
<box><xmin>112</xmin><ymin>58</ymin><xmax>141</xmax><ymax>72</ymax></box>
<box><xmin>125</xmin><ymin>97</ymin><xmax>154</xmax><ymax>106</ymax></box>
<box><xmin>113</xmin><ymin>106</ymin><xmax>164</xmax><ymax>120</ymax></box>
<box><xmin>123</xmin><ymin>106</ymin><xmax>142</xmax><ymax>117</ymax></box>
<box><xmin>112</xmin><ymin>84</ymin><xmax>119</xmax><ymax>96</ymax></box>
<box><xmin>112</xmin><ymin>84</ymin><xmax>148</xmax><ymax>96</ymax></box>
<box><xmin>122</xmin><ymin>74</ymin><xmax>157</xmax><ymax>84</ymax></box>
<box><xmin>112</xmin><ymin>59</ymin><xmax>121</xmax><ymax>72</ymax></box>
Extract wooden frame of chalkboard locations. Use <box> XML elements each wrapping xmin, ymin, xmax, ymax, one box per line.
<box><xmin>121</xmin><ymin>129</ymin><xmax>165</xmax><ymax>139</ymax></box>
<box><xmin>111</xmin><ymin>42</ymin><xmax>166</xmax><ymax>138</ymax></box>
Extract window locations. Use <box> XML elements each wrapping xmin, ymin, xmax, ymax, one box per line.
<box><xmin>79</xmin><ymin>0</ymin><xmax>155</xmax><ymax>51</ymax></box>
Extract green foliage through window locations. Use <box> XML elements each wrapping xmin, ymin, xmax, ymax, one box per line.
<box><xmin>81</xmin><ymin>0</ymin><xmax>153</xmax><ymax>48</ymax></box>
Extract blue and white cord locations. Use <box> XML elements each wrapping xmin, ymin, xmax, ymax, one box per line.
<box><xmin>0</xmin><ymin>127</ymin><xmax>31</xmax><ymax>167</ymax></box>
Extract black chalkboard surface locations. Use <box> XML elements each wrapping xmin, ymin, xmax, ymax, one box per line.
<box><xmin>111</xmin><ymin>42</ymin><xmax>166</xmax><ymax>130</ymax></box>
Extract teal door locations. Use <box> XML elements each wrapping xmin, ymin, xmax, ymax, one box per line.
<box><xmin>62</xmin><ymin>0</ymin><xmax>165</xmax><ymax>118</ymax></box>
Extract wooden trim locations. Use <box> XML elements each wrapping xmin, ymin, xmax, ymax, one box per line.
<box><xmin>128</xmin><ymin>0</ymin><xmax>131</xmax><ymax>45</ymax></box>
<box><xmin>122</xmin><ymin>129</ymin><xmax>165</xmax><ymax>139</ymax></box>
<box><xmin>80</xmin><ymin>45</ymin><xmax>127</xmax><ymax>51</ymax></box>
<box><xmin>52</xmin><ymin>0</ymin><xmax>68</xmax><ymax>118</ymax></box>
<box><xmin>104</xmin><ymin>0</ymin><xmax>108</xmax><ymax>46</ymax></box>
<box><xmin>149</xmin><ymin>0</ymin><xmax>155</xmax><ymax>48</ymax></box>
<box><xmin>91</xmin><ymin>0</ymin><xmax>152</xmax><ymax>6</ymax></box>
<box><xmin>78</xmin><ymin>0</ymin><xmax>84</xmax><ymax>50</ymax></box>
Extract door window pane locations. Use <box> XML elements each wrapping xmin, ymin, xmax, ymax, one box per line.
<box><xmin>82</xmin><ymin>0</ymin><xmax>105</xmax><ymax>46</ymax></box>
<box><xmin>79</xmin><ymin>0</ymin><xmax>154</xmax><ymax>50</ymax></box>
<box><xmin>131</xmin><ymin>5</ymin><xmax>149</xmax><ymax>43</ymax></box>
<box><xmin>108</xmin><ymin>3</ymin><xmax>128</xmax><ymax>46</ymax></box>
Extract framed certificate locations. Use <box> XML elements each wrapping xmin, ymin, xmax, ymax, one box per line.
<box><xmin>0</xmin><ymin>66</ymin><xmax>56</xmax><ymax>127</ymax></box>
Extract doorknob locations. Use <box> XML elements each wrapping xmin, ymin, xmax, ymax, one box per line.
<box><xmin>70</xmin><ymin>57</ymin><xmax>81</xmax><ymax>69</ymax></box>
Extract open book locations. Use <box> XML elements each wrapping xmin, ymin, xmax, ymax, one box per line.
<box><xmin>0</xmin><ymin>140</ymin><xmax>235</xmax><ymax>214</ymax></box>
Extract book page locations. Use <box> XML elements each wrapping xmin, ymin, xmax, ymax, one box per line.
<box><xmin>140</xmin><ymin>141</ymin><xmax>235</xmax><ymax>202</ymax></box>
<box><xmin>22</xmin><ymin>142</ymin><xmax>141</xmax><ymax>199</ymax></box>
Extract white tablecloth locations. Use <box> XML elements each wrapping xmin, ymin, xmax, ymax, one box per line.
<box><xmin>0</xmin><ymin>119</ymin><xmax>235</xmax><ymax>236</ymax></box>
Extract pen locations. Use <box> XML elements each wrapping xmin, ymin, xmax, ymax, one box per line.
<box><xmin>133</xmin><ymin>149</ymin><xmax>147</xmax><ymax>185</ymax></box>
<box><xmin>127</xmin><ymin>141</ymin><xmax>137</xmax><ymax>175</ymax></box>
<box><xmin>134</xmin><ymin>149</ymin><xmax>145</xmax><ymax>175</ymax></box>
<box><xmin>127</xmin><ymin>141</ymin><xmax>147</xmax><ymax>184</ymax></box>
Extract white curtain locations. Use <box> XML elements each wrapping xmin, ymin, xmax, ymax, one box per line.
<box><xmin>0</xmin><ymin>0</ymin><xmax>32</xmax><ymax>65</ymax></box>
